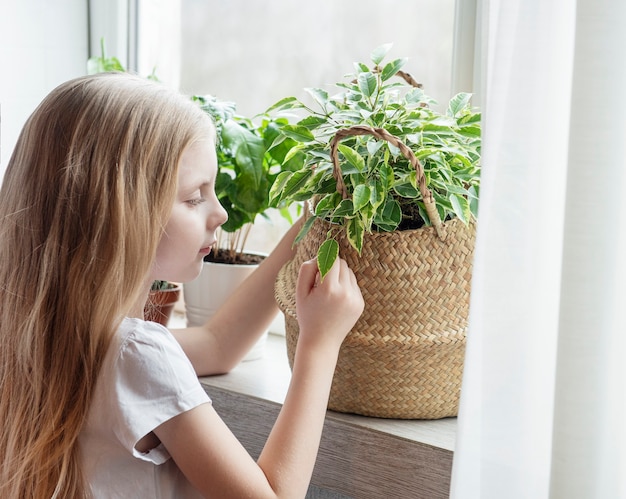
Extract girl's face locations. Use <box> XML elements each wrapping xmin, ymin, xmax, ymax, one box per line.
<box><xmin>152</xmin><ymin>136</ymin><xmax>228</xmax><ymax>284</ymax></box>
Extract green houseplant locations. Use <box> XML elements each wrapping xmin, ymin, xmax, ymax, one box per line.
<box><xmin>268</xmin><ymin>43</ymin><xmax>480</xmax><ymax>278</ymax></box>
<box><xmin>190</xmin><ymin>95</ymin><xmax>301</xmax><ymax>264</ymax></box>
<box><xmin>271</xmin><ymin>44</ymin><xmax>481</xmax><ymax>419</ymax></box>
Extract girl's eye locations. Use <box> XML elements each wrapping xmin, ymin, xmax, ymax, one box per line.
<box><xmin>186</xmin><ymin>198</ymin><xmax>206</xmax><ymax>206</ymax></box>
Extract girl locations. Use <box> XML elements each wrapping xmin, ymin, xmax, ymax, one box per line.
<box><xmin>0</xmin><ymin>73</ymin><xmax>364</xmax><ymax>498</ymax></box>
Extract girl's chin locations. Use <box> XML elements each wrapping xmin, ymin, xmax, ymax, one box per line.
<box><xmin>164</xmin><ymin>262</ymin><xmax>204</xmax><ymax>286</ymax></box>
<box><xmin>188</xmin><ymin>261</ymin><xmax>205</xmax><ymax>281</ymax></box>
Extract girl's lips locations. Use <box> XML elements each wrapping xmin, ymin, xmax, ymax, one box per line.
<box><xmin>199</xmin><ymin>244</ymin><xmax>215</xmax><ymax>255</ymax></box>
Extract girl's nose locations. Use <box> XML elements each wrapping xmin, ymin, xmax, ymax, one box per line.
<box><xmin>211</xmin><ymin>201</ymin><xmax>228</xmax><ymax>229</ymax></box>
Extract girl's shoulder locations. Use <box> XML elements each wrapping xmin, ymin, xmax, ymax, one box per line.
<box><xmin>118</xmin><ymin>316</ymin><xmax>171</xmax><ymax>341</ymax></box>
<box><xmin>111</xmin><ymin>317</ymin><xmax>188</xmax><ymax>369</ymax></box>
<box><xmin>115</xmin><ymin>317</ymin><xmax>177</xmax><ymax>346</ymax></box>
<box><xmin>104</xmin><ymin>317</ymin><xmax>208</xmax><ymax>405</ymax></box>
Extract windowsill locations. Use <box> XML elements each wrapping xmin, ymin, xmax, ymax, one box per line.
<box><xmin>199</xmin><ymin>332</ymin><xmax>456</xmax><ymax>499</ymax></box>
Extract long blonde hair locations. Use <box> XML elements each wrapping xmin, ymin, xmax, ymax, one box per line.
<box><xmin>0</xmin><ymin>73</ymin><xmax>212</xmax><ymax>498</ymax></box>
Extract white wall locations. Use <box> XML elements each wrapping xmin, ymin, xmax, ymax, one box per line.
<box><xmin>179</xmin><ymin>0</ymin><xmax>456</xmax><ymax>117</ymax></box>
<box><xmin>0</xmin><ymin>0</ymin><xmax>89</xmax><ymax>176</ymax></box>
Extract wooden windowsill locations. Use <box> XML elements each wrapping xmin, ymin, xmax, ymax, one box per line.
<box><xmin>199</xmin><ymin>332</ymin><xmax>456</xmax><ymax>499</ymax></box>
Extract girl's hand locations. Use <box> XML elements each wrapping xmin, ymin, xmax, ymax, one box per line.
<box><xmin>295</xmin><ymin>257</ymin><xmax>364</xmax><ymax>354</ymax></box>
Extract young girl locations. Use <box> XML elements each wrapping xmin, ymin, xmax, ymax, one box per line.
<box><xmin>0</xmin><ymin>72</ymin><xmax>364</xmax><ymax>498</ymax></box>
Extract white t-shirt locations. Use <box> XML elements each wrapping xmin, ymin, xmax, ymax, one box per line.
<box><xmin>79</xmin><ymin>317</ymin><xmax>211</xmax><ymax>498</ymax></box>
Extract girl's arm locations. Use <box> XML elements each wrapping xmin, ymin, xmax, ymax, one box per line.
<box><xmin>155</xmin><ymin>257</ymin><xmax>364</xmax><ymax>498</ymax></box>
<box><xmin>171</xmin><ymin>216</ymin><xmax>303</xmax><ymax>375</ymax></box>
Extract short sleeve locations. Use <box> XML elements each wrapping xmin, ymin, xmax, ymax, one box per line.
<box><xmin>110</xmin><ymin>319</ymin><xmax>211</xmax><ymax>464</ymax></box>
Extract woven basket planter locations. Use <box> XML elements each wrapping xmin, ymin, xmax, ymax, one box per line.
<box><xmin>275</xmin><ymin>216</ymin><xmax>474</xmax><ymax>419</ymax></box>
<box><xmin>274</xmin><ymin>125</ymin><xmax>476</xmax><ymax>419</ymax></box>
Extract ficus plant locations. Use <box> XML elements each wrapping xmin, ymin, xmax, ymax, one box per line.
<box><xmin>267</xmin><ymin>43</ymin><xmax>481</xmax><ymax>278</ymax></box>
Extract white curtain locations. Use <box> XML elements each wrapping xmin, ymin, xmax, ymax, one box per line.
<box><xmin>450</xmin><ymin>0</ymin><xmax>626</xmax><ymax>497</ymax></box>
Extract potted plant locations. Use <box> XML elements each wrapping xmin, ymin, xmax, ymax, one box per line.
<box><xmin>269</xmin><ymin>44</ymin><xmax>481</xmax><ymax>418</ymax></box>
<box><xmin>189</xmin><ymin>94</ymin><xmax>301</xmax><ymax>264</ymax></box>
<box><xmin>144</xmin><ymin>280</ymin><xmax>182</xmax><ymax>326</ymax></box>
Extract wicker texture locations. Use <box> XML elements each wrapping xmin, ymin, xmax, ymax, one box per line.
<box><xmin>275</xmin><ymin>124</ymin><xmax>476</xmax><ymax>419</ymax></box>
<box><xmin>276</xmin><ymin>216</ymin><xmax>475</xmax><ymax>419</ymax></box>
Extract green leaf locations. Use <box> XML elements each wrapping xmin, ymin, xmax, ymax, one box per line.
<box><xmin>354</xmin><ymin>62</ymin><xmax>370</xmax><ymax>73</ymax></box>
<box><xmin>346</xmin><ymin>217</ymin><xmax>365</xmax><ymax>254</ymax></box>
<box><xmin>468</xmin><ymin>185</ymin><xmax>479</xmax><ymax>219</ymax></box>
<box><xmin>314</xmin><ymin>192</ymin><xmax>341</xmax><ymax>217</ymax></box>
<box><xmin>87</xmin><ymin>39</ymin><xmax>126</xmax><ymax>74</ymax></box>
<box><xmin>379</xmin><ymin>162</ymin><xmax>394</xmax><ymax>190</ymax></box>
<box><xmin>352</xmin><ymin>184</ymin><xmax>371</xmax><ymax>211</ymax></box>
<box><xmin>394</xmin><ymin>182</ymin><xmax>419</xmax><ymax>198</ymax></box>
<box><xmin>317</xmin><ymin>238</ymin><xmax>339</xmax><ymax>279</ymax></box>
<box><xmin>337</xmin><ymin>144</ymin><xmax>365</xmax><ymax>172</ymax></box>
<box><xmin>369</xmin><ymin>180</ymin><xmax>386</xmax><ymax>209</ymax></box>
<box><xmin>446</xmin><ymin>184</ymin><xmax>472</xmax><ymax>197</ymax></box>
<box><xmin>283</xmin><ymin>144</ymin><xmax>304</xmax><ymax>163</ymax></box>
<box><xmin>381</xmin><ymin>58</ymin><xmax>407</xmax><ymax>81</ymax></box>
<box><xmin>422</xmin><ymin>121</ymin><xmax>456</xmax><ymax>133</ymax></box>
<box><xmin>458</xmin><ymin>112</ymin><xmax>482</xmax><ymax>125</ymax></box>
<box><xmin>405</xmin><ymin>87</ymin><xmax>426</xmax><ymax>104</ymax></box>
<box><xmin>306</xmin><ymin>149</ymin><xmax>331</xmax><ymax>162</ymax></box>
<box><xmin>305</xmin><ymin>87</ymin><xmax>329</xmax><ymax>109</ymax></box>
<box><xmin>358</xmin><ymin>203</ymin><xmax>375</xmax><ymax>232</ymax></box>
<box><xmin>87</xmin><ymin>55</ymin><xmax>125</xmax><ymax>74</ymax></box>
<box><xmin>387</xmin><ymin>141</ymin><xmax>401</xmax><ymax>158</ymax></box>
<box><xmin>297</xmin><ymin>115</ymin><xmax>327</xmax><ymax>129</ymax></box>
<box><xmin>221</xmin><ymin>120</ymin><xmax>265</xmax><ymax>188</ymax></box>
<box><xmin>280</xmin><ymin>124</ymin><xmax>316</xmax><ymax>143</ymax></box>
<box><xmin>371</xmin><ymin>43</ymin><xmax>393</xmax><ymax>65</ymax></box>
<box><xmin>450</xmin><ymin>193</ymin><xmax>470</xmax><ymax>224</ymax></box>
<box><xmin>294</xmin><ymin>216</ymin><xmax>317</xmax><ymax>245</ymax></box>
<box><xmin>374</xmin><ymin>198</ymin><xmax>402</xmax><ymax>231</ymax></box>
<box><xmin>366</xmin><ymin>139</ymin><xmax>384</xmax><ymax>156</ymax></box>
<box><xmin>269</xmin><ymin>171</ymin><xmax>292</xmax><ymax>203</ymax></box>
<box><xmin>265</xmin><ymin>96</ymin><xmax>302</xmax><ymax>113</ymax></box>
<box><xmin>282</xmin><ymin>169</ymin><xmax>314</xmax><ymax>198</ymax></box>
<box><xmin>457</xmin><ymin>124</ymin><xmax>481</xmax><ymax>138</ymax></box>
<box><xmin>358</xmin><ymin>72</ymin><xmax>378</xmax><ymax>98</ymax></box>
<box><xmin>331</xmin><ymin>199</ymin><xmax>354</xmax><ymax>219</ymax></box>
<box><xmin>448</xmin><ymin>93</ymin><xmax>473</xmax><ymax>117</ymax></box>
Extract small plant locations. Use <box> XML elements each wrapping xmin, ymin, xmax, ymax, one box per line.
<box><xmin>150</xmin><ymin>280</ymin><xmax>175</xmax><ymax>291</ymax></box>
<box><xmin>191</xmin><ymin>96</ymin><xmax>302</xmax><ymax>263</ymax></box>
<box><xmin>87</xmin><ymin>38</ymin><xmax>125</xmax><ymax>74</ymax></box>
<box><xmin>88</xmin><ymin>38</ymin><xmax>159</xmax><ymax>80</ymax></box>
<box><xmin>267</xmin><ymin>43</ymin><xmax>481</xmax><ymax>277</ymax></box>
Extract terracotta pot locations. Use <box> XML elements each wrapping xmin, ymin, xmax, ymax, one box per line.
<box><xmin>144</xmin><ymin>283</ymin><xmax>181</xmax><ymax>326</ymax></box>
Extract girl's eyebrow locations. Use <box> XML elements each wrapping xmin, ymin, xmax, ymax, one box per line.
<box><xmin>181</xmin><ymin>179</ymin><xmax>211</xmax><ymax>190</ymax></box>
